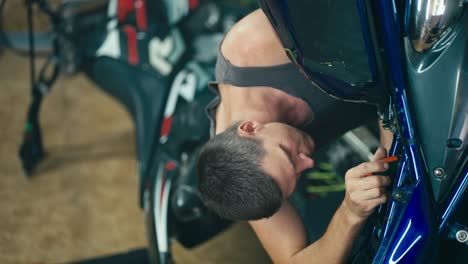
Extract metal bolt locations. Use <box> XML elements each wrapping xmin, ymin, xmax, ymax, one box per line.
<box><xmin>446</xmin><ymin>138</ymin><xmax>462</xmax><ymax>149</ymax></box>
<box><xmin>433</xmin><ymin>168</ymin><xmax>445</xmax><ymax>178</ymax></box>
<box><xmin>393</xmin><ymin>189</ymin><xmax>407</xmax><ymax>203</ymax></box>
<box><xmin>455</xmin><ymin>230</ymin><xmax>468</xmax><ymax>243</ymax></box>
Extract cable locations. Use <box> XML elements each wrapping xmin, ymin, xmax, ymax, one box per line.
<box><xmin>27</xmin><ymin>0</ymin><xmax>36</xmax><ymax>90</ymax></box>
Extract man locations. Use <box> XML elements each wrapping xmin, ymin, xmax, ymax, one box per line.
<box><xmin>197</xmin><ymin>9</ymin><xmax>392</xmax><ymax>263</ymax></box>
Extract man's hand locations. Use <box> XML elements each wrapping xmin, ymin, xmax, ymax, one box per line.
<box><xmin>343</xmin><ymin>147</ymin><xmax>391</xmax><ymax>222</ymax></box>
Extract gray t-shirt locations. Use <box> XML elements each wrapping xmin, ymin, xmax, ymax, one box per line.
<box><xmin>205</xmin><ymin>41</ymin><xmax>377</xmax><ymax>147</ymax></box>
<box><xmin>205</xmin><ymin>46</ymin><xmax>335</xmax><ymax>137</ymax></box>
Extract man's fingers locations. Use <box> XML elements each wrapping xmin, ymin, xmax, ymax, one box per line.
<box><xmin>346</xmin><ymin>191</ymin><xmax>389</xmax><ymax>217</ymax></box>
<box><xmin>344</xmin><ymin>148</ymin><xmax>392</xmax><ymax>219</ymax></box>
<box><xmin>366</xmin><ymin>194</ymin><xmax>389</xmax><ymax>208</ymax></box>
<box><xmin>346</xmin><ymin>161</ymin><xmax>389</xmax><ymax>178</ymax></box>
<box><xmin>351</xmin><ymin>188</ymin><xmax>388</xmax><ymax>201</ymax></box>
<box><xmin>360</xmin><ymin>175</ymin><xmax>392</xmax><ymax>189</ymax></box>
<box><xmin>371</xmin><ymin>147</ymin><xmax>387</xmax><ymax>162</ymax></box>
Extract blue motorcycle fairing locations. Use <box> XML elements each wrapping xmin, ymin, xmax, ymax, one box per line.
<box><xmin>260</xmin><ymin>0</ymin><xmax>467</xmax><ymax>263</ymax></box>
<box><xmin>404</xmin><ymin>11</ymin><xmax>468</xmax><ymax>202</ymax></box>
<box><xmin>258</xmin><ymin>0</ymin><xmax>388</xmax><ymax>104</ymax></box>
<box><xmin>371</xmin><ymin>0</ymin><xmax>467</xmax><ymax>263</ymax></box>
<box><xmin>373</xmin><ymin>145</ymin><xmax>438</xmax><ymax>264</ymax></box>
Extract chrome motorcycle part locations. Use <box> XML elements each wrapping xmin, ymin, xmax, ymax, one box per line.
<box><xmin>404</xmin><ymin>10</ymin><xmax>468</xmax><ymax>201</ymax></box>
<box><xmin>434</xmin><ymin>167</ymin><xmax>446</xmax><ymax>178</ymax></box>
<box><xmin>448</xmin><ymin>222</ymin><xmax>468</xmax><ymax>245</ymax></box>
<box><xmin>447</xmin><ymin>138</ymin><xmax>463</xmax><ymax>149</ymax></box>
<box><xmin>379</xmin><ymin>97</ymin><xmax>398</xmax><ymax>133</ymax></box>
<box><xmin>409</xmin><ymin>0</ymin><xmax>464</xmax><ymax>52</ymax></box>
<box><xmin>455</xmin><ymin>229</ymin><xmax>468</xmax><ymax>243</ymax></box>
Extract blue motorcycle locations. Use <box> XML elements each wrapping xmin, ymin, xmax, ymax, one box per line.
<box><xmin>11</xmin><ymin>0</ymin><xmax>467</xmax><ymax>263</ymax></box>
<box><xmin>259</xmin><ymin>0</ymin><xmax>467</xmax><ymax>263</ymax></box>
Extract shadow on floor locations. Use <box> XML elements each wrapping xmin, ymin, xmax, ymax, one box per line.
<box><xmin>69</xmin><ymin>248</ymin><xmax>149</xmax><ymax>264</ymax></box>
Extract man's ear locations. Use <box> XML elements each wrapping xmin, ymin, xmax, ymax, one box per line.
<box><xmin>237</xmin><ymin>121</ymin><xmax>263</xmax><ymax>137</ymax></box>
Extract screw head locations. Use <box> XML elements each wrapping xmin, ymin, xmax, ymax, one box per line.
<box><xmin>455</xmin><ymin>230</ymin><xmax>468</xmax><ymax>243</ymax></box>
<box><xmin>446</xmin><ymin>138</ymin><xmax>462</xmax><ymax>149</ymax></box>
<box><xmin>393</xmin><ymin>189</ymin><xmax>407</xmax><ymax>203</ymax></box>
<box><xmin>433</xmin><ymin>168</ymin><xmax>445</xmax><ymax>178</ymax></box>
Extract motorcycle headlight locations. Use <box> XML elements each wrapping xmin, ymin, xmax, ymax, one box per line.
<box><xmin>409</xmin><ymin>0</ymin><xmax>464</xmax><ymax>52</ymax></box>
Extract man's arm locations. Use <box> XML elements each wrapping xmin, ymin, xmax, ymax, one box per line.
<box><xmin>249</xmin><ymin>147</ymin><xmax>391</xmax><ymax>264</ymax></box>
<box><xmin>250</xmin><ymin>200</ymin><xmax>364</xmax><ymax>264</ymax></box>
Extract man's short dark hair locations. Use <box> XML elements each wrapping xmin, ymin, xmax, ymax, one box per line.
<box><xmin>197</xmin><ymin>122</ymin><xmax>282</xmax><ymax>221</ymax></box>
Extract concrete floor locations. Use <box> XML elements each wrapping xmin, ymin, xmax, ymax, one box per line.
<box><xmin>0</xmin><ymin>52</ymin><xmax>270</xmax><ymax>264</ymax></box>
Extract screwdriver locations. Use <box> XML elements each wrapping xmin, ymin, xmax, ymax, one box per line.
<box><xmin>367</xmin><ymin>155</ymin><xmax>399</xmax><ymax>176</ymax></box>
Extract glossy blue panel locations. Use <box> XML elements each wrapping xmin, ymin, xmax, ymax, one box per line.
<box><xmin>383</xmin><ymin>182</ymin><xmax>435</xmax><ymax>263</ymax></box>
<box><xmin>440</xmin><ymin>167</ymin><xmax>468</xmax><ymax>232</ymax></box>
<box><xmin>356</xmin><ymin>0</ymin><xmax>378</xmax><ymax>79</ymax></box>
<box><xmin>278</xmin><ymin>0</ymin><xmax>368</xmax><ymax>101</ymax></box>
<box><xmin>383</xmin><ymin>156</ymin><xmax>407</xmax><ymax>238</ymax></box>
<box><xmin>382</xmin><ymin>146</ymin><xmax>436</xmax><ymax>263</ymax></box>
<box><xmin>301</xmin><ymin>69</ymin><xmax>370</xmax><ymax>99</ymax></box>
<box><xmin>403</xmin><ymin>0</ymin><xmax>411</xmax><ymax>35</ymax></box>
<box><xmin>371</xmin><ymin>0</ymin><xmax>439</xmax><ymax>263</ymax></box>
<box><xmin>374</xmin><ymin>0</ymin><xmax>415</xmax><ymax>140</ymax></box>
<box><xmin>272</xmin><ymin>0</ymin><xmax>382</xmax><ymax>102</ymax></box>
<box><xmin>373</xmin><ymin>144</ymin><xmax>436</xmax><ymax>264</ymax></box>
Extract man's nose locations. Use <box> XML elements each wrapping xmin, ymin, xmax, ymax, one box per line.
<box><xmin>296</xmin><ymin>153</ymin><xmax>315</xmax><ymax>174</ymax></box>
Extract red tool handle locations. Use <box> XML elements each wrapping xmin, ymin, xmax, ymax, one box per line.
<box><xmin>366</xmin><ymin>155</ymin><xmax>399</xmax><ymax>176</ymax></box>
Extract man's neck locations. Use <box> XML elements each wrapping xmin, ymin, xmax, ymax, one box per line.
<box><xmin>215</xmin><ymin>85</ymin><xmax>309</xmax><ymax>134</ymax></box>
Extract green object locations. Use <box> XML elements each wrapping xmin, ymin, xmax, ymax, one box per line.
<box><xmin>306</xmin><ymin>171</ymin><xmax>337</xmax><ymax>180</ymax></box>
<box><xmin>317</xmin><ymin>162</ymin><xmax>333</xmax><ymax>171</ymax></box>
<box><xmin>304</xmin><ymin>162</ymin><xmax>345</xmax><ymax>197</ymax></box>
<box><xmin>25</xmin><ymin>123</ymin><xmax>33</xmax><ymax>132</ymax></box>
<box><xmin>307</xmin><ymin>184</ymin><xmax>345</xmax><ymax>193</ymax></box>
